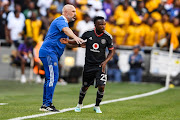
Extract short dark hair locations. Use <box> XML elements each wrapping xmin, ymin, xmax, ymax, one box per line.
<box><xmin>93</xmin><ymin>16</ymin><xmax>104</xmax><ymax>24</ymax></box>
<box><xmin>83</xmin><ymin>13</ymin><xmax>90</xmax><ymax>19</ymax></box>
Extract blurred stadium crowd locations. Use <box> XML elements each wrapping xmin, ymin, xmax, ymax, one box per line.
<box><xmin>0</xmin><ymin>0</ymin><xmax>180</xmax><ymax>83</ymax></box>
<box><xmin>0</xmin><ymin>0</ymin><xmax>180</xmax><ymax>47</ymax></box>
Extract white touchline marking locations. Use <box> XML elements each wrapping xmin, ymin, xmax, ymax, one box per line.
<box><xmin>0</xmin><ymin>103</ymin><xmax>8</xmax><ymax>105</ymax></box>
<box><xmin>8</xmin><ymin>87</ymin><xmax>168</xmax><ymax>120</ymax></box>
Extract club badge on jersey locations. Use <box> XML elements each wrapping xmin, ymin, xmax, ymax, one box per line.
<box><xmin>101</xmin><ymin>39</ymin><xmax>106</xmax><ymax>44</ymax></box>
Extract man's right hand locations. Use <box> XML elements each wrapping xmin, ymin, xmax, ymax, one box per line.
<box><xmin>62</xmin><ymin>27</ymin><xmax>84</xmax><ymax>44</ymax></box>
<box><xmin>74</xmin><ymin>37</ymin><xmax>84</xmax><ymax>44</ymax></box>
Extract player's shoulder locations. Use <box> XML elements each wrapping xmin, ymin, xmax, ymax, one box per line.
<box><xmin>54</xmin><ymin>16</ymin><xmax>68</xmax><ymax>23</ymax></box>
<box><xmin>104</xmin><ymin>30</ymin><xmax>113</xmax><ymax>40</ymax></box>
<box><xmin>84</xmin><ymin>28</ymin><xmax>94</xmax><ymax>34</ymax></box>
<box><xmin>82</xmin><ymin>28</ymin><xmax>94</xmax><ymax>36</ymax></box>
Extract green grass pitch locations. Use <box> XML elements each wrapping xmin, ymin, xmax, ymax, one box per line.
<box><xmin>0</xmin><ymin>80</ymin><xmax>180</xmax><ymax>120</ymax></box>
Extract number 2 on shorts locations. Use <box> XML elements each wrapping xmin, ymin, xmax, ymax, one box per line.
<box><xmin>100</xmin><ymin>74</ymin><xmax>107</xmax><ymax>84</ymax></box>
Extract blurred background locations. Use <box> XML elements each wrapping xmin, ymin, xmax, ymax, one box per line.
<box><xmin>0</xmin><ymin>0</ymin><xmax>180</xmax><ymax>86</ymax></box>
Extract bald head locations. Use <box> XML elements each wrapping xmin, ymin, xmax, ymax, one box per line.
<box><xmin>62</xmin><ymin>4</ymin><xmax>75</xmax><ymax>15</ymax></box>
<box><xmin>62</xmin><ymin>4</ymin><xmax>76</xmax><ymax>22</ymax></box>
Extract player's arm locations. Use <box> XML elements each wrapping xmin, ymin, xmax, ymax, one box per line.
<box><xmin>67</xmin><ymin>41</ymin><xmax>86</xmax><ymax>48</ymax></box>
<box><xmin>100</xmin><ymin>35</ymin><xmax>115</xmax><ymax>73</ymax></box>
<box><xmin>60</xmin><ymin>38</ymin><xmax>86</xmax><ymax>48</ymax></box>
<box><xmin>100</xmin><ymin>49</ymin><xmax>115</xmax><ymax>73</ymax></box>
<box><xmin>62</xmin><ymin>27</ymin><xmax>84</xmax><ymax>44</ymax></box>
<box><xmin>66</xmin><ymin>43</ymin><xmax>79</xmax><ymax>48</ymax></box>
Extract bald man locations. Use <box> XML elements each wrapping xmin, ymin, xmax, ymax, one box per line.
<box><xmin>39</xmin><ymin>4</ymin><xmax>84</xmax><ymax>112</ymax></box>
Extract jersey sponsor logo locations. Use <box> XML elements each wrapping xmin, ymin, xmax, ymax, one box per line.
<box><xmin>90</xmin><ymin>43</ymin><xmax>100</xmax><ymax>53</ymax></box>
<box><xmin>90</xmin><ymin>49</ymin><xmax>100</xmax><ymax>52</ymax></box>
<box><xmin>93</xmin><ymin>43</ymin><xmax>99</xmax><ymax>50</ymax></box>
<box><xmin>101</xmin><ymin>39</ymin><xmax>106</xmax><ymax>44</ymax></box>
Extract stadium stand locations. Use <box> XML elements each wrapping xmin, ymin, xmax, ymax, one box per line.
<box><xmin>0</xmin><ymin>0</ymin><xmax>179</xmax><ymax>84</ymax></box>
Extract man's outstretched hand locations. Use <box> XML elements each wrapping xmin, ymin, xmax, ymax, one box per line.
<box><xmin>60</xmin><ymin>38</ymin><xmax>68</xmax><ymax>44</ymax></box>
<box><xmin>74</xmin><ymin>37</ymin><xmax>85</xmax><ymax>44</ymax></box>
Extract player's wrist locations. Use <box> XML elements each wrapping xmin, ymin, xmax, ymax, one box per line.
<box><xmin>103</xmin><ymin>61</ymin><xmax>108</xmax><ymax>64</ymax></box>
<box><xmin>74</xmin><ymin>36</ymin><xmax>79</xmax><ymax>40</ymax></box>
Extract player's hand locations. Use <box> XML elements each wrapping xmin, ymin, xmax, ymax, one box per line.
<box><xmin>74</xmin><ymin>37</ymin><xmax>84</xmax><ymax>44</ymax></box>
<box><xmin>80</xmin><ymin>43</ymin><xmax>86</xmax><ymax>48</ymax></box>
<box><xmin>60</xmin><ymin>38</ymin><xmax>68</xmax><ymax>44</ymax></box>
<box><xmin>100</xmin><ymin>61</ymin><xmax>107</xmax><ymax>73</ymax></box>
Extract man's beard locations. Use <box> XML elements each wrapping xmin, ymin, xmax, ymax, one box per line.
<box><xmin>67</xmin><ymin>15</ymin><xmax>76</xmax><ymax>22</ymax></box>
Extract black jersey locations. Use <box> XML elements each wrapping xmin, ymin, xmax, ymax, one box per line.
<box><xmin>81</xmin><ymin>29</ymin><xmax>114</xmax><ymax>66</ymax></box>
